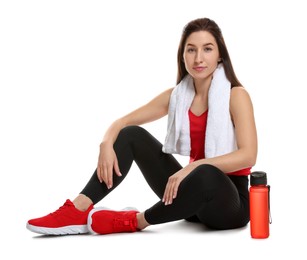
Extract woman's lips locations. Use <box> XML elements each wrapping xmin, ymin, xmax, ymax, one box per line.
<box><xmin>193</xmin><ymin>66</ymin><xmax>206</xmax><ymax>72</ymax></box>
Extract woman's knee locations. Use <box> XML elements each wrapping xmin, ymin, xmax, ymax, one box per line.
<box><xmin>180</xmin><ymin>164</ymin><xmax>229</xmax><ymax>194</ymax></box>
<box><xmin>119</xmin><ymin>125</ymin><xmax>144</xmax><ymax>136</ymax></box>
<box><xmin>117</xmin><ymin>125</ymin><xmax>146</xmax><ymax>142</ymax></box>
<box><xmin>191</xmin><ymin>164</ymin><xmax>225</xmax><ymax>181</ymax></box>
<box><xmin>195</xmin><ymin>164</ymin><xmax>223</xmax><ymax>173</ymax></box>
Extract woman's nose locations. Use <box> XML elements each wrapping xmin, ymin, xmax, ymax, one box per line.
<box><xmin>195</xmin><ymin>50</ymin><xmax>203</xmax><ymax>63</ymax></box>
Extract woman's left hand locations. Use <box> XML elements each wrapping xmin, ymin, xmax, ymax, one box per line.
<box><xmin>162</xmin><ymin>165</ymin><xmax>193</xmax><ymax>205</ymax></box>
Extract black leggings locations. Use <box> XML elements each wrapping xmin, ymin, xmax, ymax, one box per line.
<box><xmin>80</xmin><ymin>126</ymin><xmax>250</xmax><ymax>230</ymax></box>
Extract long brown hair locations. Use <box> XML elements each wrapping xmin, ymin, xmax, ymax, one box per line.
<box><xmin>176</xmin><ymin>18</ymin><xmax>242</xmax><ymax>88</ymax></box>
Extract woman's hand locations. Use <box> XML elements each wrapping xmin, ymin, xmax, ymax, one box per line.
<box><xmin>162</xmin><ymin>166</ymin><xmax>193</xmax><ymax>205</ymax></box>
<box><xmin>97</xmin><ymin>142</ymin><xmax>122</xmax><ymax>189</ymax></box>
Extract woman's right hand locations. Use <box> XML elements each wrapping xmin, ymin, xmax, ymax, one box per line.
<box><xmin>97</xmin><ymin>142</ymin><xmax>122</xmax><ymax>189</ymax></box>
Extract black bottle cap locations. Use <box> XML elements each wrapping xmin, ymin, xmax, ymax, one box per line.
<box><xmin>250</xmin><ymin>171</ymin><xmax>267</xmax><ymax>186</ymax></box>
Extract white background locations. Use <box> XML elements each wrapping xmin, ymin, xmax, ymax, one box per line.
<box><xmin>1</xmin><ymin>0</ymin><xmax>306</xmax><ymax>259</ymax></box>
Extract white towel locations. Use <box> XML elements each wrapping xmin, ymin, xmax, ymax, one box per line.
<box><xmin>162</xmin><ymin>64</ymin><xmax>237</xmax><ymax>158</ymax></box>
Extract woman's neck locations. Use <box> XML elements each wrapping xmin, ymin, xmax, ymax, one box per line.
<box><xmin>193</xmin><ymin>76</ymin><xmax>212</xmax><ymax>97</ymax></box>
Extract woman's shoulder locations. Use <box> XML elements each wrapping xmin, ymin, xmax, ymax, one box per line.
<box><xmin>231</xmin><ymin>86</ymin><xmax>251</xmax><ymax>99</ymax></box>
<box><xmin>231</xmin><ymin>85</ymin><xmax>247</xmax><ymax>92</ymax></box>
<box><xmin>150</xmin><ymin>87</ymin><xmax>174</xmax><ymax>107</ymax></box>
<box><xmin>230</xmin><ymin>86</ymin><xmax>253</xmax><ymax>109</ymax></box>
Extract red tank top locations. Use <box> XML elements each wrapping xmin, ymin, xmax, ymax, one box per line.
<box><xmin>188</xmin><ymin>109</ymin><xmax>251</xmax><ymax>176</ymax></box>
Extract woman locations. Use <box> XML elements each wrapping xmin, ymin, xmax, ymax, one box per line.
<box><xmin>27</xmin><ymin>17</ymin><xmax>257</xmax><ymax>235</ymax></box>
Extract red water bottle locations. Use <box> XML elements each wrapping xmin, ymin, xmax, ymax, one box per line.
<box><xmin>249</xmin><ymin>171</ymin><xmax>271</xmax><ymax>239</ymax></box>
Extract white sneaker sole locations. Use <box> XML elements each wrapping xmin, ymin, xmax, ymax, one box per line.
<box><xmin>26</xmin><ymin>222</ymin><xmax>89</xmax><ymax>235</ymax></box>
<box><xmin>87</xmin><ymin>206</ymin><xmax>138</xmax><ymax>234</ymax></box>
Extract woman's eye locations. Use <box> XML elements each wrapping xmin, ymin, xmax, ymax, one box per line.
<box><xmin>187</xmin><ymin>48</ymin><xmax>195</xmax><ymax>53</ymax></box>
<box><xmin>204</xmin><ymin>47</ymin><xmax>212</xmax><ymax>52</ymax></box>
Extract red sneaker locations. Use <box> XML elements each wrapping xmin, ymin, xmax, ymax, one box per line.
<box><xmin>26</xmin><ymin>199</ymin><xmax>93</xmax><ymax>235</ymax></box>
<box><xmin>88</xmin><ymin>207</ymin><xmax>139</xmax><ymax>235</ymax></box>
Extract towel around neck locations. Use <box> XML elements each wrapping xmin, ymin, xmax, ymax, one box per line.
<box><xmin>162</xmin><ymin>64</ymin><xmax>237</xmax><ymax>158</ymax></box>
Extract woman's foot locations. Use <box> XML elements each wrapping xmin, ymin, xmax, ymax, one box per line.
<box><xmin>26</xmin><ymin>199</ymin><xmax>94</xmax><ymax>235</ymax></box>
<box><xmin>88</xmin><ymin>208</ymin><xmax>140</xmax><ymax>235</ymax></box>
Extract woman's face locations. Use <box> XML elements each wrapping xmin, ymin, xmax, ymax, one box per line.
<box><xmin>183</xmin><ymin>30</ymin><xmax>220</xmax><ymax>81</ymax></box>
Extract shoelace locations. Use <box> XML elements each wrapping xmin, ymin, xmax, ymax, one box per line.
<box><xmin>50</xmin><ymin>201</ymin><xmax>72</xmax><ymax>216</ymax></box>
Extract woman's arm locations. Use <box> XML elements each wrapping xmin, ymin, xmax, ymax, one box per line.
<box><xmin>191</xmin><ymin>86</ymin><xmax>258</xmax><ymax>173</ymax></box>
<box><xmin>97</xmin><ymin>87</ymin><xmax>173</xmax><ymax>187</ymax></box>
<box><xmin>101</xmin><ymin>87</ymin><xmax>173</xmax><ymax>146</ymax></box>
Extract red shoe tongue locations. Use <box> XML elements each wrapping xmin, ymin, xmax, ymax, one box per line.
<box><xmin>64</xmin><ymin>199</ymin><xmax>73</xmax><ymax>206</ymax></box>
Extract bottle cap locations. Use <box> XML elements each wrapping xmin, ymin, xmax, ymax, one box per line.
<box><xmin>250</xmin><ymin>171</ymin><xmax>267</xmax><ymax>186</ymax></box>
